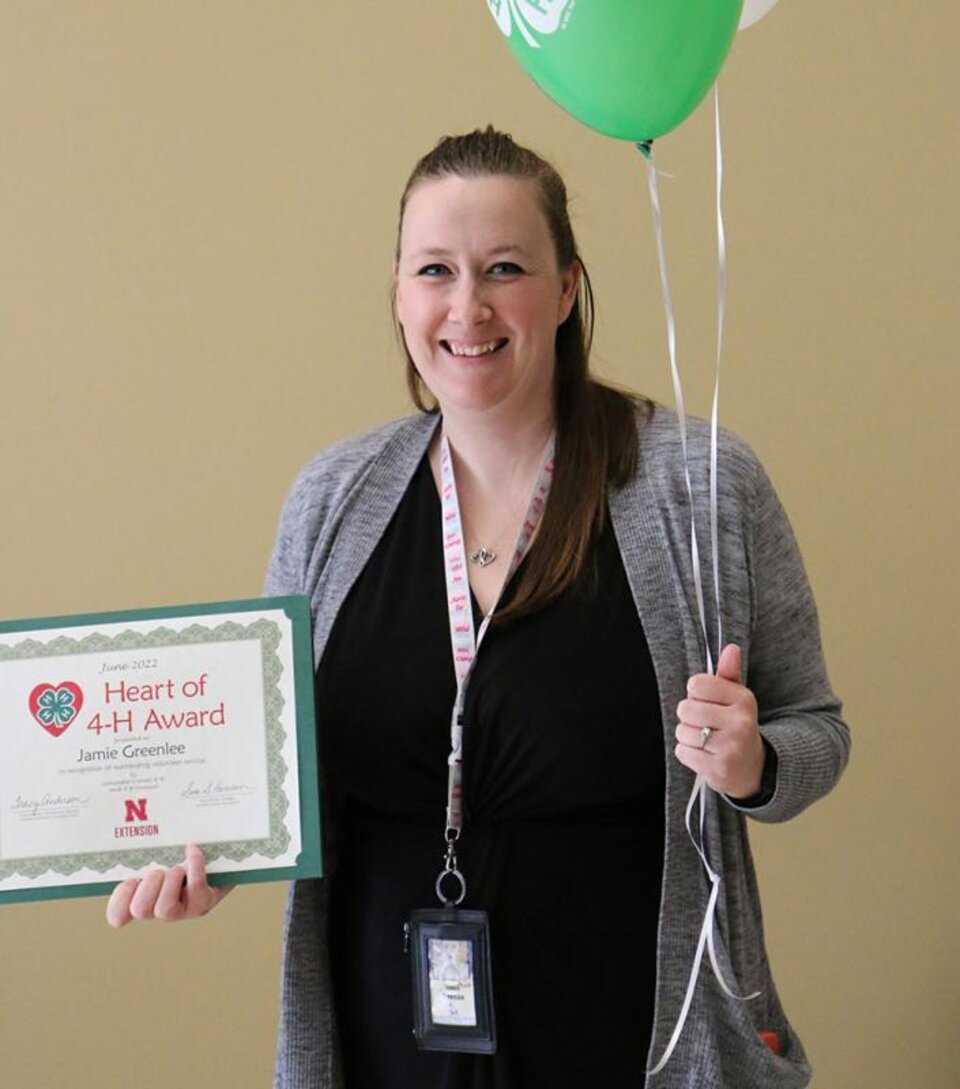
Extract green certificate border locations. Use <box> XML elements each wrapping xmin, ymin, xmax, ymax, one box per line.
<box><xmin>0</xmin><ymin>595</ymin><xmax>321</xmax><ymax>905</ymax></box>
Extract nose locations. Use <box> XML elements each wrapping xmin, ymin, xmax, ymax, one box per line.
<box><xmin>448</xmin><ymin>275</ymin><xmax>491</xmax><ymax>325</ymax></box>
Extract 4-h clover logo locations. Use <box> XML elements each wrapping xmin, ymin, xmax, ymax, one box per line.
<box><xmin>29</xmin><ymin>681</ymin><xmax>85</xmax><ymax>738</ymax></box>
<box><xmin>487</xmin><ymin>0</ymin><xmax>573</xmax><ymax>48</ymax></box>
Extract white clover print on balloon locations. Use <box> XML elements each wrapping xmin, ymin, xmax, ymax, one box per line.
<box><xmin>487</xmin><ymin>0</ymin><xmax>573</xmax><ymax>49</ymax></box>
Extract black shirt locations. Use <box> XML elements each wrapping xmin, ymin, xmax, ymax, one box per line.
<box><xmin>317</xmin><ymin>456</ymin><xmax>665</xmax><ymax>1088</ymax></box>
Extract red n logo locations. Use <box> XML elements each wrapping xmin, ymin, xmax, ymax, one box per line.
<box><xmin>124</xmin><ymin>798</ymin><xmax>148</xmax><ymax>822</ymax></box>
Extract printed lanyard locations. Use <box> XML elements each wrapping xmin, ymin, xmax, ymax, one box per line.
<box><xmin>436</xmin><ymin>431</ymin><xmax>554</xmax><ymax>900</ymax></box>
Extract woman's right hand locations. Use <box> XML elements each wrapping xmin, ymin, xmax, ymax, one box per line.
<box><xmin>106</xmin><ymin>843</ymin><xmax>233</xmax><ymax>927</ymax></box>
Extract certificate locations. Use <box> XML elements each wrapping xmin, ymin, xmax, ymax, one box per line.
<box><xmin>0</xmin><ymin>596</ymin><xmax>321</xmax><ymax>904</ymax></box>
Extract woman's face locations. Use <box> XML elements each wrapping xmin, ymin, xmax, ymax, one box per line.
<box><xmin>395</xmin><ymin>174</ymin><xmax>579</xmax><ymax>422</ymax></box>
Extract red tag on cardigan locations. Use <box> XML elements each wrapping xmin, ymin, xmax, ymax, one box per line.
<box><xmin>759</xmin><ymin>1031</ymin><xmax>781</xmax><ymax>1055</ymax></box>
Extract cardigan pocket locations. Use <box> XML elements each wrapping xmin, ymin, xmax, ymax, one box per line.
<box><xmin>700</xmin><ymin>925</ymin><xmax>813</xmax><ymax>1089</ymax></box>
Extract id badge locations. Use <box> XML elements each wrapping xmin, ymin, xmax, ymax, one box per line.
<box><xmin>406</xmin><ymin>908</ymin><xmax>497</xmax><ymax>1054</ymax></box>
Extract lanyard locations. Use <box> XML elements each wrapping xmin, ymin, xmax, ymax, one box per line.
<box><xmin>435</xmin><ymin>430</ymin><xmax>554</xmax><ymax>902</ymax></box>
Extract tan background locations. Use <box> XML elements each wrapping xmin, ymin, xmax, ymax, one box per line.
<box><xmin>1</xmin><ymin>3</ymin><xmax>956</xmax><ymax>1086</ymax></box>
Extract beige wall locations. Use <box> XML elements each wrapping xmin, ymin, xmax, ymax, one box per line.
<box><xmin>1</xmin><ymin>3</ymin><xmax>956</xmax><ymax>1086</ymax></box>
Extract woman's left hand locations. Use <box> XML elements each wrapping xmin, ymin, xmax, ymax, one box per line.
<box><xmin>674</xmin><ymin>644</ymin><xmax>766</xmax><ymax>800</ymax></box>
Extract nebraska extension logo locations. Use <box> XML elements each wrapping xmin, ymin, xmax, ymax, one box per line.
<box><xmin>115</xmin><ymin>796</ymin><xmax>159</xmax><ymax>840</ymax></box>
<box><xmin>486</xmin><ymin>0</ymin><xmax>574</xmax><ymax>48</ymax></box>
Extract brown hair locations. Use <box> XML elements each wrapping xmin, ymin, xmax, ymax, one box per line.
<box><xmin>395</xmin><ymin>127</ymin><xmax>650</xmax><ymax>619</ymax></box>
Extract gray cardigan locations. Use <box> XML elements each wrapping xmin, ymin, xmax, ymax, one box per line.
<box><xmin>264</xmin><ymin>406</ymin><xmax>849</xmax><ymax>1089</ymax></box>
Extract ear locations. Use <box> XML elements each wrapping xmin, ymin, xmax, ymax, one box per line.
<box><xmin>556</xmin><ymin>259</ymin><xmax>582</xmax><ymax>326</ymax></box>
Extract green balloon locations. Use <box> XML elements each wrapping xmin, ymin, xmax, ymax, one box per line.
<box><xmin>486</xmin><ymin>0</ymin><xmax>743</xmax><ymax>142</ymax></box>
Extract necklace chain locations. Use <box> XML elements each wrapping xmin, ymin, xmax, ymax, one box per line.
<box><xmin>448</xmin><ymin>440</ymin><xmax>551</xmax><ymax>569</ymax></box>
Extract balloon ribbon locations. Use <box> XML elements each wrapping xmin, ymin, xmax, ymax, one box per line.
<box><xmin>641</xmin><ymin>87</ymin><xmax>761</xmax><ymax>1077</ymax></box>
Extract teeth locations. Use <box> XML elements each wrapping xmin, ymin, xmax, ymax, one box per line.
<box><xmin>446</xmin><ymin>340</ymin><xmax>503</xmax><ymax>357</ymax></box>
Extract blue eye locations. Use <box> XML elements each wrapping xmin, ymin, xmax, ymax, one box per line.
<box><xmin>417</xmin><ymin>264</ymin><xmax>450</xmax><ymax>277</ymax></box>
<box><xmin>489</xmin><ymin>261</ymin><xmax>523</xmax><ymax>276</ymax></box>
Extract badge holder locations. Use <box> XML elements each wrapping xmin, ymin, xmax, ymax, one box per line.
<box><xmin>406</xmin><ymin>832</ymin><xmax>496</xmax><ymax>1054</ymax></box>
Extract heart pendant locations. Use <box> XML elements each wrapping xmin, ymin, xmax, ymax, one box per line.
<box><xmin>470</xmin><ymin>546</ymin><xmax>498</xmax><ymax>568</ymax></box>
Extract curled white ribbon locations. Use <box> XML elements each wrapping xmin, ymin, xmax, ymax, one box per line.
<box><xmin>643</xmin><ymin>88</ymin><xmax>760</xmax><ymax>1078</ymax></box>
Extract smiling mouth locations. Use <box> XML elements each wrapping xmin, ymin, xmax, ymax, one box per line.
<box><xmin>441</xmin><ymin>338</ymin><xmax>509</xmax><ymax>358</ymax></box>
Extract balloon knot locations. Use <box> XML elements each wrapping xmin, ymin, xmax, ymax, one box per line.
<box><xmin>636</xmin><ymin>140</ymin><xmax>654</xmax><ymax>161</ymax></box>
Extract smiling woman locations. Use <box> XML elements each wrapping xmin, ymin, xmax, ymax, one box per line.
<box><xmin>394</xmin><ymin>174</ymin><xmax>580</xmax><ymax>423</ymax></box>
<box><xmin>392</xmin><ymin>129</ymin><xmax>643</xmax><ymax>622</ymax></box>
<box><xmin>107</xmin><ymin>127</ymin><xmax>849</xmax><ymax>1089</ymax></box>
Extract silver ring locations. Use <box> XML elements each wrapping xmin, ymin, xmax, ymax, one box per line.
<box><xmin>699</xmin><ymin>726</ymin><xmax>713</xmax><ymax>750</ymax></box>
<box><xmin>435</xmin><ymin>867</ymin><xmax>467</xmax><ymax>907</ymax></box>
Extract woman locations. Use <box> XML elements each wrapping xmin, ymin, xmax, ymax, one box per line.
<box><xmin>108</xmin><ymin>128</ymin><xmax>849</xmax><ymax>1088</ymax></box>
